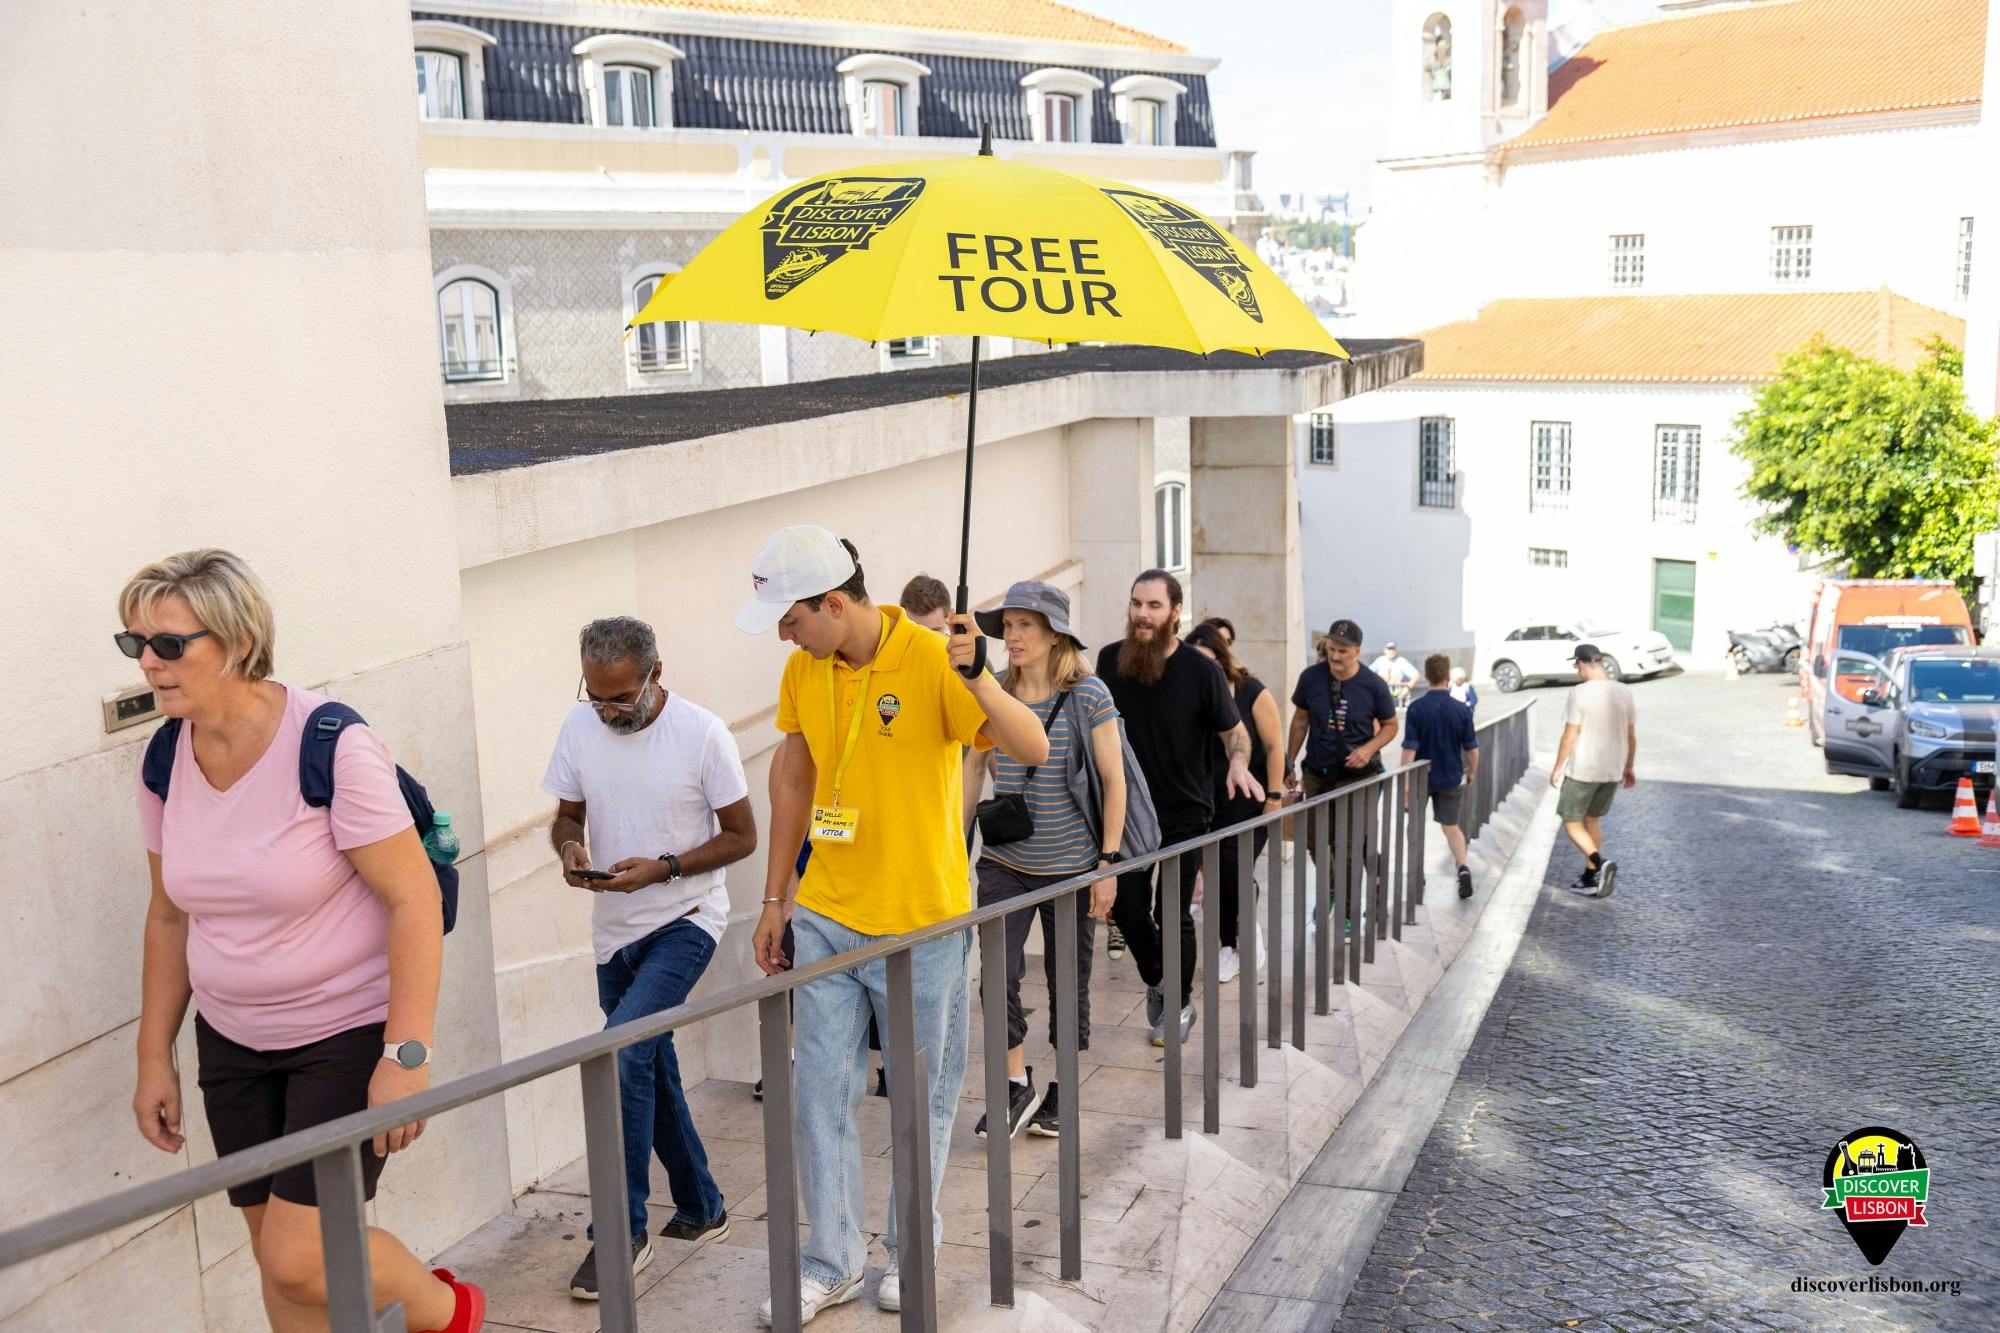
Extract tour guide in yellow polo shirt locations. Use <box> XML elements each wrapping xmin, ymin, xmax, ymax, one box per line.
<box><xmin>738</xmin><ymin>525</ymin><xmax>1048</xmax><ymax>1325</ymax></box>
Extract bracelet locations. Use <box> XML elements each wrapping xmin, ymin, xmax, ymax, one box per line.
<box><xmin>762</xmin><ymin>896</ymin><xmax>785</xmax><ymax>905</ymax></box>
<box><xmin>559</xmin><ymin>840</ymin><xmax>583</xmax><ymax>857</ymax></box>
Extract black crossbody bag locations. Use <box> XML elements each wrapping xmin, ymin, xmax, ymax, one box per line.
<box><xmin>975</xmin><ymin>691</ymin><xmax>1070</xmax><ymax>847</ymax></box>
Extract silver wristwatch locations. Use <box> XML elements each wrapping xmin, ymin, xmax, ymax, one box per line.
<box><xmin>382</xmin><ymin>1038</ymin><xmax>431</xmax><ymax>1070</ymax></box>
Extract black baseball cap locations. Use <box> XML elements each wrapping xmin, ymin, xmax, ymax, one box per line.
<box><xmin>1570</xmin><ymin>643</ymin><xmax>1604</xmax><ymax>664</ymax></box>
<box><xmin>1326</xmin><ymin>618</ymin><xmax>1363</xmax><ymax>647</ymax></box>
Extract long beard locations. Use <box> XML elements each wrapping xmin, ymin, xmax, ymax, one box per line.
<box><xmin>1117</xmin><ymin>623</ymin><xmax>1171</xmax><ymax>686</ymax></box>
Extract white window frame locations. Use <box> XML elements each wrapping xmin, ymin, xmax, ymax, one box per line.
<box><xmin>1308</xmin><ymin>411</ymin><xmax>1337</xmax><ymax>466</ymax></box>
<box><xmin>1530</xmin><ymin>420</ymin><xmax>1572</xmax><ymax>511</ymax></box>
<box><xmin>1154</xmin><ymin>476</ymin><xmax>1190</xmax><ymax>572</ymax></box>
<box><xmin>415</xmin><ymin>50</ymin><xmax>467</xmax><ymax>121</ymax></box>
<box><xmin>434</xmin><ymin>263</ymin><xmax>517</xmax><ymax>396</ymax></box>
<box><xmin>1417</xmin><ymin>417</ymin><xmax>1457</xmax><ymax>510</ymax></box>
<box><xmin>1498</xmin><ymin>7</ymin><xmax>1527</xmax><ymax>108</ymax></box>
<box><xmin>1110</xmin><ymin>74</ymin><xmax>1185</xmax><ymax>147</ymax></box>
<box><xmin>1957</xmin><ymin>216</ymin><xmax>1975</xmax><ymax>301</ymax></box>
<box><xmin>1022</xmin><ymin>68</ymin><xmax>1104</xmax><ymax>144</ymax></box>
<box><xmin>1770</xmin><ymin>224</ymin><xmax>1813</xmax><ymax>284</ymax></box>
<box><xmin>1653</xmin><ymin>424</ymin><xmax>1701</xmax><ymax>523</ymax></box>
<box><xmin>883</xmin><ymin>335</ymin><xmax>936</xmax><ymax>365</ymax></box>
<box><xmin>1608</xmin><ymin>233</ymin><xmax>1644</xmax><ymax>289</ymax></box>
<box><xmin>623</xmin><ymin>263</ymin><xmax>701</xmax><ymax>389</ymax></box>
<box><xmin>574</xmin><ymin>35</ymin><xmax>684</xmax><ymax>130</ymax></box>
<box><xmin>1528</xmin><ymin>547</ymin><xmax>1569</xmax><ymax>568</ymax></box>
<box><xmin>836</xmin><ymin>54</ymin><xmax>929</xmax><ymax>137</ymax></box>
<box><xmin>1422</xmin><ymin>13</ymin><xmax>1453</xmax><ymax>102</ymax></box>
<box><xmin>411</xmin><ymin>21</ymin><xmax>495</xmax><ymax>120</ymax></box>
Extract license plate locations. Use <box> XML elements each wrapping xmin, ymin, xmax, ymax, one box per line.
<box><xmin>1976</xmin><ymin>761</ymin><xmax>1996</xmax><ymax>775</ymax></box>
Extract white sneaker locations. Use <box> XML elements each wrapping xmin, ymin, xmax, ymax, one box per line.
<box><xmin>1254</xmin><ymin>922</ymin><xmax>1267</xmax><ymax>973</ymax></box>
<box><xmin>756</xmin><ymin>1272</ymin><xmax>862</xmax><ymax>1326</ymax></box>
<box><xmin>878</xmin><ymin>1257</ymin><xmax>901</xmax><ymax>1312</ymax></box>
<box><xmin>1215</xmin><ymin>945</ymin><xmax>1240</xmax><ymax>984</ymax></box>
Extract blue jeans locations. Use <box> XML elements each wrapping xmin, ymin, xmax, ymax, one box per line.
<box><xmin>789</xmin><ymin>904</ymin><xmax>969</xmax><ymax>1285</ymax></box>
<box><xmin>594</xmin><ymin>916</ymin><xmax>724</xmax><ymax>1243</ymax></box>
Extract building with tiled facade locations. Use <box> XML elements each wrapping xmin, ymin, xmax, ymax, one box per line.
<box><xmin>1310</xmin><ymin>0</ymin><xmax>1985</xmax><ymax>672</ymax></box>
<box><xmin>413</xmin><ymin>0</ymin><xmax>1263</xmax><ymax>406</ymax></box>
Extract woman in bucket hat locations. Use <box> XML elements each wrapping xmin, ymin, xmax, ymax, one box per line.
<box><xmin>966</xmin><ymin>581</ymin><xmax>1127</xmax><ymax>1141</ymax></box>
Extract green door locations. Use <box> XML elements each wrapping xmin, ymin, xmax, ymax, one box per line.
<box><xmin>1653</xmin><ymin>559</ymin><xmax>1697</xmax><ymax>652</ymax></box>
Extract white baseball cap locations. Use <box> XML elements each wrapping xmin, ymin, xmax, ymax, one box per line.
<box><xmin>734</xmin><ymin>525</ymin><xmax>857</xmax><ymax>633</ymax></box>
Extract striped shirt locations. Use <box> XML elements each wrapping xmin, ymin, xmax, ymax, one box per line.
<box><xmin>983</xmin><ymin>676</ymin><xmax>1119</xmax><ymax>876</ymax></box>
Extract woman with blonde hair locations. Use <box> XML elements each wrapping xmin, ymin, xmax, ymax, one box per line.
<box><xmin>122</xmin><ymin>548</ymin><xmax>483</xmax><ymax>1333</ymax></box>
<box><xmin>965</xmin><ymin>581</ymin><xmax>1126</xmax><ymax>1140</ymax></box>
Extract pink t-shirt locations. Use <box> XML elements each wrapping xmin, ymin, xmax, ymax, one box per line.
<box><xmin>137</xmin><ymin>685</ymin><xmax>412</xmax><ymax>1050</ymax></box>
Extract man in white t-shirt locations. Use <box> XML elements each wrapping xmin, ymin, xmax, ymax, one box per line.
<box><xmin>543</xmin><ymin>617</ymin><xmax>757</xmax><ymax>1300</ymax></box>
<box><xmin>1549</xmin><ymin>644</ymin><xmax>1637</xmax><ymax>899</ymax></box>
<box><xmin>1370</xmin><ymin>642</ymin><xmax>1420</xmax><ymax>704</ymax></box>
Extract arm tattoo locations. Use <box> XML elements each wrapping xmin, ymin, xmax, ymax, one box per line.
<box><xmin>1225</xmin><ymin>725</ymin><xmax>1251</xmax><ymax>762</ymax></box>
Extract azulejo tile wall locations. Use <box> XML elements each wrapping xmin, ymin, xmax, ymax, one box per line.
<box><xmin>430</xmin><ymin>228</ymin><xmax>764</xmax><ymax>401</ymax></box>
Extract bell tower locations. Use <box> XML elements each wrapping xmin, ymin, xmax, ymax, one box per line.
<box><xmin>1384</xmin><ymin>0</ymin><xmax>1549</xmax><ymax>160</ymax></box>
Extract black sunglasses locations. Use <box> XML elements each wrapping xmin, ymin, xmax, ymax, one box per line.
<box><xmin>115</xmin><ymin>630</ymin><xmax>213</xmax><ymax>661</ymax></box>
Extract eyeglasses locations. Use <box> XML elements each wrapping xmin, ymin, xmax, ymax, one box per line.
<box><xmin>114</xmin><ymin>630</ymin><xmax>212</xmax><ymax>661</ymax></box>
<box><xmin>577</xmin><ymin>676</ymin><xmax>647</xmax><ymax>714</ymax></box>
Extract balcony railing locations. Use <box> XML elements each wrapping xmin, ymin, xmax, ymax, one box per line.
<box><xmin>0</xmin><ymin>702</ymin><xmax>1535</xmax><ymax>1333</ymax></box>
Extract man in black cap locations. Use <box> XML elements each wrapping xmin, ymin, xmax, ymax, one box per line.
<box><xmin>1283</xmin><ymin>618</ymin><xmax>1400</xmax><ymax>938</ymax></box>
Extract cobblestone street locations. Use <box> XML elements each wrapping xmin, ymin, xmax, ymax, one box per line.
<box><xmin>1335</xmin><ymin>671</ymin><xmax>2000</xmax><ymax>1331</ymax></box>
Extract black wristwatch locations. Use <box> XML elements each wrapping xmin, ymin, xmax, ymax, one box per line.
<box><xmin>658</xmin><ymin>851</ymin><xmax>684</xmax><ymax>881</ymax></box>
<box><xmin>1099</xmin><ymin>850</ymin><xmax>1125</xmax><ymax>866</ymax></box>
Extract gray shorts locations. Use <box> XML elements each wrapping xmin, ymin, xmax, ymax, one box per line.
<box><xmin>1427</xmin><ymin>786</ymin><xmax>1464</xmax><ymax>827</ymax></box>
<box><xmin>1558</xmin><ymin>778</ymin><xmax>1618</xmax><ymax>822</ymax></box>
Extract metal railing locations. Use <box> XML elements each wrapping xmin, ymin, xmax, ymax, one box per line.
<box><xmin>0</xmin><ymin>700</ymin><xmax>1533</xmax><ymax>1333</ymax></box>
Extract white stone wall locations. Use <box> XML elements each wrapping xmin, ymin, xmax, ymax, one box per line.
<box><xmin>0</xmin><ymin>2</ymin><xmax>510</xmax><ymax>1326</ymax></box>
<box><xmin>1315</xmin><ymin>382</ymin><xmax>1818</xmax><ymax>675</ymax></box>
<box><xmin>463</xmin><ymin>429</ymin><xmax>1076</xmax><ymax>1191</ymax></box>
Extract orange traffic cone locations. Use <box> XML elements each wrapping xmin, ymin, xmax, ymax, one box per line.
<box><xmin>1980</xmin><ymin>802</ymin><xmax>2000</xmax><ymax>848</ymax></box>
<box><xmin>1948</xmin><ymin>778</ymin><xmax>1982</xmax><ymax>836</ymax></box>
<box><xmin>1785</xmin><ymin>697</ymin><xmax>1805</xmax><ymax>727</ymax></box>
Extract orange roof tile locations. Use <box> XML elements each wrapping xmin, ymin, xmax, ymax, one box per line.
<box><xmin>608</xmin><ymin>0</ymin><xmax>1186</xmax><ymax>53</ymax></box>
<box><xmin>1410</xmin><ymin>291</ymin><xmax>1964</xmax><ymax>383</ymax></box>
<box><xmin>1512</xmin><ymin>0</ymin><xmax>1984</xmax><ymax>151</ymax></box>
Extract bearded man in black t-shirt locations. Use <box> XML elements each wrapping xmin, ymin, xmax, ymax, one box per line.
<box><xmin>1094</xmin><ymin>570</ymin><xmax>1264</xmax><ymax>1047</ymax></box>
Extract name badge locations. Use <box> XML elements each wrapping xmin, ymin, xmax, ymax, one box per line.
<box><xmin>810</xmin><ymin>805</ymin><xmax>860</xmax><ymax>844</ymax></box>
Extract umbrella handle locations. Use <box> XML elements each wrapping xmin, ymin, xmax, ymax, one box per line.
<box><xmin>953</xmin><ymin>584</ymin><xmax>987</xmax><ymax>680</ymax></box>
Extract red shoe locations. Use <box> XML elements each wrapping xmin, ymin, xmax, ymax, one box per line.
<box><xmin>423</xmin><ymin>1268</ymin><xmax>486</xmax><ymax>1333</ymax></box>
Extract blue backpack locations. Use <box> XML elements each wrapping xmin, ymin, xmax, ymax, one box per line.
<box><xmin>142</xmin><ymin>702</ymin><xmax>459</xmax><ymax>934</ymax></box>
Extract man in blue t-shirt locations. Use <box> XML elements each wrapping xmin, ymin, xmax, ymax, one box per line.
<box><xmin>1284</xmin><ymin>618</ymin><xmax>1399</xmax><ymax>798</ymax></box>
<box><xmin>1401</xmin><ymin>653</ymin><xmax>1481</xmax><ymax>899</ymax></box>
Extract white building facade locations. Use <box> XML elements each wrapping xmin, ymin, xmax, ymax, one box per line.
<box><xmin>1312</xmin><ymin>0</ymin><xmax>1985</xmax><ymax>673</ymax></box>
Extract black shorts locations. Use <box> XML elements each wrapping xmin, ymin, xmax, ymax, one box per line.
<box><xmin>1428</xmin><ymin>786</ymin><xmax>1464</xmax><ymax>827</ymax></box>
<box><xmin>194</xmin><ymin>1013</ymin><xmax>389</xmax><ymax>1209</ymax></box>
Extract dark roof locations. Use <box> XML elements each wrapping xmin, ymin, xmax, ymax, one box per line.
<box><xmin>414</xmin><ymin>13</ymin><xmax>1215</xmax><ymax>144</ymax></box>
<box><xmin>447</xmin><ymin>341</ymin><xmax>1420</xmax><ymax>474</ymax></box>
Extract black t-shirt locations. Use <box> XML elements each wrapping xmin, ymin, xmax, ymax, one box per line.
<box><xmin>1291</xmin><ymin>662</ymin><xmax>1397</xmax><ymax>773</ymax></box>
<box><xmin>1096</xmin><ymin>640</ymin><xmax>1241</xmax><ymax>829</ymax></box>
<box><xmin>1213</xmin><ymin>675</ymin><xmax>1270</xmax><ymax>818</ymax></box>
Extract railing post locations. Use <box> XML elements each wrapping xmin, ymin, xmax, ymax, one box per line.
<box><xmin>1389</xmin><ymin>772</ymin><xmax>1406</xmax><ymax>941</ymax></box>
<box><xmin>977</xmin><ymin>918</ymin><xmax>1014</xmax><ymax>1308</ymax></box>
<box><xmin>581</xmin><ymin>1053</ymin><xmax>639</xmax><ymax>1333</ymax></box>
<box><xmin>1366</xmin><ymin>781</ymin><xmax>1385</xmax><ymax>960</ymax></box>
<box><xmin>1291</xmin><ymin>803</ymin><xmax>1308</xmax><ymax>1049</ymax></box>
<box><xmin>886</xmin><ymin>948</ymin><xmax>939</xmax><ymax>1333</ymax></box>
<box><xmin>1051</xmin><ymin>894</ymin><xmax>1083</xmax><ymax>1281</ymax></box>
<box><xmin>1266</xmin><ymin>824</ymin><xmax>1284</xmax><ymax>1051</ymax></box>
<box><xmin>313</xmin><ymin>1144</ymin><xmax>394</xmax><ymax>1333</ymax></box>
<box><xmin>1344</xmin><ymin>790</ymin><xmax>1364</xmax><ymax>983</ymax></box>
<box><xmin>1162</xmin><ymin>853</ymin><xmax>1184</xmax><ymax>1140</ymax></box>
<box><xmin>1201</xmin><ymin>839</ymin><xmax>1222</xmax><ymax>1136</ymax></box>
<box><xmin>1314</xmin><ymin>799</ymin><xmax>1333</xmax><ymax>1010</ymax></box>
<box><xmin>1404</xmin><ymin>772</ymin><xmax>1422</xmax><ymax>924</ymax></box>
<box><xmin>1238</xmin><ymin>827</ymin><xmax>1258</xmax><ymax>1087</ymax></box>
<box><xmin>1410</xmin><ymin>768</ymin><xmax>1429</xmax><ymax>910</ymax></box>
<box><xmin>759</xmin><ymin>992</ymin><xmax>803</xmax><ymax>1333</ymax></box>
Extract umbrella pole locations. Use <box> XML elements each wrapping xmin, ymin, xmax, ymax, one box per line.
<box><xmin>953</xmin><ymin>334</ymin><xmax>987</xmax><ymax>679</ymax></box>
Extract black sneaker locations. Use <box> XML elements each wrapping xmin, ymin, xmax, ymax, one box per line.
<box><xmin>1457</xmin><ymin>865</ymin><xmax>1474</xmax><ymax>899</ymax></box>
<box><xmin>974</xmin><ymin>1071</ymin><xmax>1045</xmax><ymax>1140</ymax></box>
<box><xmin>1026</xmin><ymin>1081</ymin><xmax>1063</xmax><ymax>1138</ymax></box>
<box><xmin>1595</xmin><ymin>861</ymin><xmax>1617</xmax><ymax>899</ymax></box>
<box><xmin>1106</xmin><ymin>923</ymin><xmax>1126</xmax><ymax>960</ymax></box>
<box><xmin>1566</xmin><ymin>870</ymin><xmax>1600</xmax><ymax>895</ymax></box>
<box><xmin>874</xmin><ymin>1066</ymin><xmax>889</xmax><ymax>1098</ymax></box>
<box><xmin>570</xmin><ymin>1234</ymin><xmax>653</xmax><ymax>1301</ymax></box>
<box><xmin>661</xmin><ymin>1211</ymin><xmax>730</xmax><ymax>1244</ymax></box>
<box><xmin>752</xmin><ymin>1078</ymin><xmax>762</xmax><ymax>1100</ymax></box>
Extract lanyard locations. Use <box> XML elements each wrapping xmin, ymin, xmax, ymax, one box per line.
<box><xmin>825</xmin><ymin>613</ymin><xmax>893</xmax><ymax>807</ymax></box>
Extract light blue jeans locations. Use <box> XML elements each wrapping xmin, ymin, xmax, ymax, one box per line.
<box><xmin>789</xmin><ymin>903</ymin><xmax>970</xmax><ymax>1285</ymax></box>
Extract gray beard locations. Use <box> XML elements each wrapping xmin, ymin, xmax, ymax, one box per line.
<box><xmin>602</xmin><ymin>685</ymin><xmax>660</xmax><ymax>734</ymax></box>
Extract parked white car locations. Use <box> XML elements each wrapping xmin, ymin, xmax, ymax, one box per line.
<box><xmin>1486</xmin><ymin>622</ymin><xmax>1677</xmax><ymax>692</ymax></box>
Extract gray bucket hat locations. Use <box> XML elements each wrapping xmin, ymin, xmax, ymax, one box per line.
<box><xmin>975</xmin><ymin>580</ymin><xmax>1085</xmax><ymax>649</ymax></box>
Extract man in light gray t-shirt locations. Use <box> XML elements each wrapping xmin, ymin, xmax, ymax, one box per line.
<box><xmin>1550</xmin><ymin>644</ymin><xmax>1637</xmax><ymax>898</ymax></box>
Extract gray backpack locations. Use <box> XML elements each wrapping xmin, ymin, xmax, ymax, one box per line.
<box><xmin>1061</xmin><ymin>690</ymin><xmax>1162</xmax><ymax>858</ymax></box>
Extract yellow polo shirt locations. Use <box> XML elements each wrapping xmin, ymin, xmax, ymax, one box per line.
<box><xmin>777</xmin><ymin>605</ymin><xmax>992</xmax><ymax>935</ymax></box>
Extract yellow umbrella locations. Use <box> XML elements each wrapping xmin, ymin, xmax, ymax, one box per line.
<box><xmin>630</xmin><ymin>128</ymin><xmax>1346</xmax><ymax>671</ymax></box>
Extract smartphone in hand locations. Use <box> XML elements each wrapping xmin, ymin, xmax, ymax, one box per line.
<box><xmin>571</xmin><ymin>868</ymin><xmax>615</xmax><ymax>881</ymax></box>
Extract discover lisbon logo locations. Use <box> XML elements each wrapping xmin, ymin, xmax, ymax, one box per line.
<box><xmin>1820</xmin><ymin>1126</ymin><xmax>1929</xmax><ymax>1265</ymax></box>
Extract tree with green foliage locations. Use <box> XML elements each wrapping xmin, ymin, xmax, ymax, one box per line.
<box><xmin>1732</xmin><ymin>337</ymin><xmax>2000</xmax><ymax>596</ymax></box>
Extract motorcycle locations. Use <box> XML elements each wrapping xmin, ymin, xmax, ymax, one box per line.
<box><xmin>1727</xmin><ymin>623</ymin><xmax>1802</xmax><ymax>674</ymax></box>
